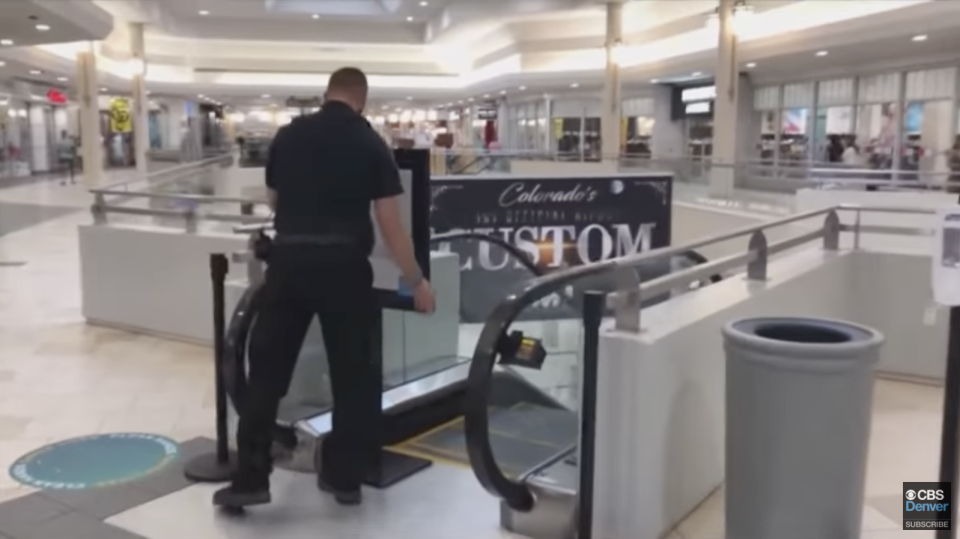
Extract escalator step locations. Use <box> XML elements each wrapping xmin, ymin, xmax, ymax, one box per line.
<box><xmin>397</xmin><ymin>403</ymin><xmax>576</xmax><ymax>476</ymax></box>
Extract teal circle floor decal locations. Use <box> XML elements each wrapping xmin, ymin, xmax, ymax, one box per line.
<box><xmin>9</xmin><ymin>433</ymin><xmax>179</xmax><ymax>490</ymax></box>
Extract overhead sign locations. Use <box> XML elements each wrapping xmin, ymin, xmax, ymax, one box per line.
<box><xmin>476</xmin><ymin>105</ymin><xmax>498</xmax><ymax>120</ymax></box>
<box><xmin>681</xmin><ymin>85</ymin><xmax>716</xmax><ymax>102</ymax></box>
<box><xmin>686</xmin><ymin>101</ymin><xmax>712</xmax><ymax>115</ymax></box>
<box><xmin>430</xmin><ymin>174</ymin><xmax>672</xmax><ymax>322</ymax></box>
<box><xmin>109</xmin><ymin>97</ymin><xmax>132</xmax><ymax>133</ymax></box>
<box><xmin>46</xmin><ymin>89</ymin><xmax>66</xmax><ymax>104</ymax></box>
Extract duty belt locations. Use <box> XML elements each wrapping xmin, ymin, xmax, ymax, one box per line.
<box><xmin>273</xmin><ymin>233</ymin><xmax>357</xmax><ymax>247</ymax></box>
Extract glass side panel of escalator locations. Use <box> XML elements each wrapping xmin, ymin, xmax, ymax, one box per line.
<box><xmin>271</xmin><ymin>232</ymin><xmax>569</xmax><ymax>426</ymax></box>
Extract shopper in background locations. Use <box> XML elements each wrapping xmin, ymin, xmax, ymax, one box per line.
<box><xmin>946</xmin><ymin>135</ymin><xmax>960</xmax><ymax>194</ymax></box>
<box><xmin>841</xmin><ymin>136</ymin><xmax>862</xmax><ymax>168</ymax></box>
<box><xmin>826</xmin><ymin>134</ymin><xmax>844</xmax><ymax>163</ymax></box>
<box><xmin>57</xmin><ymin>130</ymin><xmax>77</xmax><ymax>186</ymax></box>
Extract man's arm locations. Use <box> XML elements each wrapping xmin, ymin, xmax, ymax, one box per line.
<box><xmin>368</xmin><ymin>137</ymin><xmax>423</xmax><ymax>287</ymax></box>
<box><xmin>264</xmin><ymin>130</ymin><xmax>285</xmax><ymax>211</ymax></box>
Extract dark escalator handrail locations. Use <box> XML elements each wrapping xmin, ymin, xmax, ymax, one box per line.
<box><xmin>463</xmin><ymin>248</ymin><xmax>723</xmax><ymax>511</ymax></box>
<box><xmin>221</xmin><ymin>231</ymin><xmax>547</xmax><ymax>416</ymax></box>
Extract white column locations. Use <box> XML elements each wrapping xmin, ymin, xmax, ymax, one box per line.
<box><xmin>75</xmin><ymin>45</ymin><xmax>103</xmax><ymax>187</ymax></box>
<box><xmin>129</xmin><ymin>22</ymin><xmax>149</xmax><ymax>177</ymax></box>
<box><xmin>601</xmin><ymin>1</ymin><xmax>624</xmax><ymax>161</ymax></box>
<box><xmin>711</xmin><ymin>0</ymin><xmax>739</xmax><ymax>196</ymax></box>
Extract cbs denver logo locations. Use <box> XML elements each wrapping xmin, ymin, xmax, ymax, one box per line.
<box><xmin>903</xmin><ymin>482</ymin><xmax>951</xmax><ymax>531</ymax></box>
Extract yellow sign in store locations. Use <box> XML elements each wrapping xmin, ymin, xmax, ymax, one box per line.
<box><xmin>109</xmin><ymin>98</ymin><xmax>132</xmax><ymax>133</ymax></box>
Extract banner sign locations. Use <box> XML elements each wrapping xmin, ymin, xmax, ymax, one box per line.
<box><xmin>430</xmin><ymin>174</ymin><xmax>672</xmax><ymax>322</ymax></box>
<box><xmin>109</xmin><ymin>98</ymin><xmax>132</xmax><ymax>133</ymax></box>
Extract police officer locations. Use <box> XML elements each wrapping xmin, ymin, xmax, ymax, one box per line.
<box><xmin>213</xmin><ymin>67</ymin><xmax>436</xmax><ymax>509</ymax></box>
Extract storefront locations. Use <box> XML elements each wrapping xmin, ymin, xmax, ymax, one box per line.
<box><xmin>750</xmin><ymin>66</ymin><xmax>959</xmax><ymax>177</ymax></box>
<box><xmin>0</xmin><ymin>82</ymin><xmax>75</xmax><ymax>179</ymax></box>
<box><xmin>672</xmin><ymin>84</ymin><xmax>716</xmax><ymax>159</ymax></box>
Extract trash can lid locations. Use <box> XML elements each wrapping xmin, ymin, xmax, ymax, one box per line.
<box><xmin>723</xmin><ymin>317</ymin><xmax>884</xmax><ymax>363</ymax></box>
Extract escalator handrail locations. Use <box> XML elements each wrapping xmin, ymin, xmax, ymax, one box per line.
<box><xmin>463</xmin><ymin>249</ymin><xmax>722</xmax><ymax>511</ymax></box>
<box><xmin>221</xmin><ymin>231</ymin><xmax>548</xmax><ymax>418</ymax></box>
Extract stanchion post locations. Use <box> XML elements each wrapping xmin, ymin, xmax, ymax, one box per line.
<box><xmin>937</xmin><ymin>306</ymin><xmax>960</xmax><ymax>539</ymax></box>
<box><xmin>184</xmin><ymin>253</ymin><xmax>236</xmax><ymax>482</ymax></box>
<box><xmin>578</xmin><ymin>290</ymin><xmax>605</xmax><ymax>539</ymax></box>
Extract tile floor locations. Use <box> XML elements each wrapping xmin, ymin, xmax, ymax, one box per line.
<box><xmin>0</xmin><ymin>173</ymin><xmax>945</xmax><ymax>538</ymax></box>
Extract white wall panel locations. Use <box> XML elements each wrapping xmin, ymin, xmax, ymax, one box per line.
<box><xmin>753</xmin><ymin>86</ymin><xmax>779</xmax><ymax>111</ymax></box>
<box><xmin>905</xmin><ymin>68</ymin><xmax>956</xmax><ymax>101</ymax></box>
<box><xmin>782</xmin><ymin>82</ymin><xmax>814</xmax><ymax>108</ymax></box>
<box><xmin>858</xmin><ymin>73</ymin><xmax>900</xmax><ymax>103</ymax></box>
<box><xmin>817</xmin><ymin>78</ymin><xmax>855</xmax><ymax>106</ymax></box>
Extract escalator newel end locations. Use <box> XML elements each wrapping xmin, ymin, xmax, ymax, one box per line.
<box><xmin>497</xmin><ymin>331</ymin><xmax>547</xmax><ymax>370</ymax></box>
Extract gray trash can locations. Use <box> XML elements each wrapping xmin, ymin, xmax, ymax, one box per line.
<box><xmin>723</xmin><ymin>317</ymin><xmax>884</xmax><ymax>539</ymax></box>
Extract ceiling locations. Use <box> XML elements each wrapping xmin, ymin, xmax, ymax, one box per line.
<box><xmin>2</xmin><ymin>0</ymin><xmax>959</xmax><ymax>109</ymax></box>
<box><xmin>0</xmin><ymin>0</ymin><xmax>112</xmax><ymax>47</ymax></box>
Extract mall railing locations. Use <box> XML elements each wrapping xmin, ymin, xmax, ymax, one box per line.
<box><xmin>463</xmin><ymin>203</ymin><xmax>933</xmax><ymax>515</ymax></box>
<box><xmin>89</xmin><ymin>153</ymin><xmax>268</xmax><ymax>233</ymax></box>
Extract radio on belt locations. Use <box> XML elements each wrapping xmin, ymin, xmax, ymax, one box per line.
<box><xmin>497</xmin><ymin>331</ymin><xmax>547</xmax><ymax>370</ymax></box>
<box><xmin>933</xmin><ymin>207</ymin><xmax>960</xmax><ymax>306</ymax></box>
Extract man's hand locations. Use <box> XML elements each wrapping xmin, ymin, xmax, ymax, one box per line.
<box><xmin>413</xmin><ymin>280</ymin><xmax>436</xmax><ymax>314</ymax></box>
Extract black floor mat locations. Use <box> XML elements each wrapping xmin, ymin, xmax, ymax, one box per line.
<box><xmin>396</xmin><ymin>403</ymin><xmax>577</xmax><ymax>476</ymax></box>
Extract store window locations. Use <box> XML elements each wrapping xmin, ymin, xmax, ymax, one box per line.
<box><xmin>622</xmin><ymin>97</ymin><xmax>654</xmax><ymax>156</ymax></box>
<box><xmin>903</xmin><ymin>68</ymin><xmax>956</xmax><ymax>179</ymax></box>
<box><xmin>780</xmin><ymin>82</ymin><xmax>814</xmax><ymax>164</ymax></box>
<box><xmin>815</xmin><ymin>78</ymin><xmax>855</xmax><ymax>165</ymax></box>
<box><xmin>753</xmin><ymin>86</ymin><xmax>779</xmax><ymax>163</ymax></box>
<box><xmin>856</xmin><ymin>73</ymin><xmax>900</xmax><ymax>171</ymax></box>
<box><xmin>0</xmin><ymin>100</ymin><xmax>30</xmax><ymax>178</ymax></box>
<box><xmin>552</xmin><ymin>99</ymin><xmax>601</xmax><ymax>161</ymax></box>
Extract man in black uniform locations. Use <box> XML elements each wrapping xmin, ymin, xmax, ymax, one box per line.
<box><xmin>213</xmin><ymin>67</ymin><xmax>436</xmax><ymax>509</ymax></box>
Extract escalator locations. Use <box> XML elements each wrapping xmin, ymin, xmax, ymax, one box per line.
<box><xmin>222</xmin><ymin>232</ymin><xmax>722</xmax><ymax>532</ymax></box>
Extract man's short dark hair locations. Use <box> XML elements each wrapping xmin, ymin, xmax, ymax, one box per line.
<box><xmin>327</xmin><ymin>67</ymin><xmax>368</xmax><ymax>98</ymax></box>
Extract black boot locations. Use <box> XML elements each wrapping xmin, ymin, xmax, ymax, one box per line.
<box><xmin>213</xmin><ymin>480</ymin><xmax>271</xmax><ymax>508</ymax></box>
<box><xmin>213</xmin><ymin>447</ymin><xmax>272</xmax><ymax>508</ymax></box>
<box><xmin>317</xmin><ymin>474</ymin><xmax>362</xmax><ymax>506</ymax></box>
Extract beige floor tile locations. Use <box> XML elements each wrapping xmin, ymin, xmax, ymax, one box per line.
<box><xmin>0</xmin><ymin>415</ymin><xmax>30</xmax><ymax>440</ymax></box>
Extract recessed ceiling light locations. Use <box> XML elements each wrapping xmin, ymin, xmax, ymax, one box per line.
<box><xmin>198</xmin><ymin>10</ymin><xmax>210</xmax><ymax>15</ymax></box>
<box><xmin>100</xmin><ymin>87</ymin><xmax>108</xmax><ymax>92</ymax></box>
<box><xmin>745</xmin><ymin>62</ymin><xmax>757</xmax><ymax>68</ymax></box>
<box><xmin>35</xmin><ymin>24</ymin><xmax>50</xmax><ymax>32</ymax></box>
<box><xmin>312</xmin><ymin>14</ymin><xmax>320</xmax><ymax>19</ymax></box>
<box><xmin>483</xmin><ymin>94</ymin><xmax>490</xmax><ymax>98</ymax></box>
<box><xmin>0</xmin><ymin>39</ymin><xmax>13</xmax><ymax>46</ymax></box>
<box><xmin>691</xmin><ymin>71</ymin><xmax>703</xmax><ymax>76</ymax></box>
<box><xmin>468</xmin><ymin>97</ymin><xmax>474</xmax><ymax>102</ymax></box>
<box><xmin>650</xmin><ymin>78</ymin><xmax>659</xmax><ymax>83</ymax></box>
<box><xmin>198</xmin><ymin>94</ymin><xmax>205</xmax><ymax>98</ymax></box>
<box><xmin>570</xmin><ymin>83</ymin><xmax>579</xmax><ymax>88</ymax></box>
<box><xmin>261</xmin><ymin>94</ymin><xmax>270</xmax><ymax>98</ymax></box>
<box><xmin>420</xmin><ymin>1</ymin><xmax>429</xmax><ymax>5</ymax></box>
<box><xmin>912</xmin><ymin>34</ymin><xmax>928</xmax><ymax>42</ymax></box>
<box><xmin>406</xmin><ymin>16</ymin><xmax>414</xmax><ymax>22</ymax></box>
<box><xmin>518</xmin><ymin>86</ymin><xmax>526</xmax><ymax>90</ymax></box>
<box><xmin>500</xmin><ymin>90</ymin><xmax>507</xmax><ymax>95</ymax></box>
<box><xmin>815</xmin><ymin>50</ymin><xmax>828</xmax><ymax>57</ymax></box>
<box><xmin>0</xmin><ymin>61</ymin><xmax>5</xmax><ymax>67</ymax></box>
<box><xmin>56</xmin><ymin>77</ymin><xmax>67</xmax><ymax>82</ymax></box>
<box><xmin>29</xmin><ymin>70</ymin><xmax>41</xmax><ymax>75</ymax></box>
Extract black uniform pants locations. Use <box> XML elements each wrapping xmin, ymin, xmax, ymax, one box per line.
<box><xmin>235</xmin><ymin>245</ymin><xmax>379</xmax><ymax>491</ymax></box>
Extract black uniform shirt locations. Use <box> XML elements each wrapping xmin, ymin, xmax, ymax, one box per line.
<box><xmin>266</xmin><ymin>101</ymin><xmax>404</xmax><ymax>255</ymax></box>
